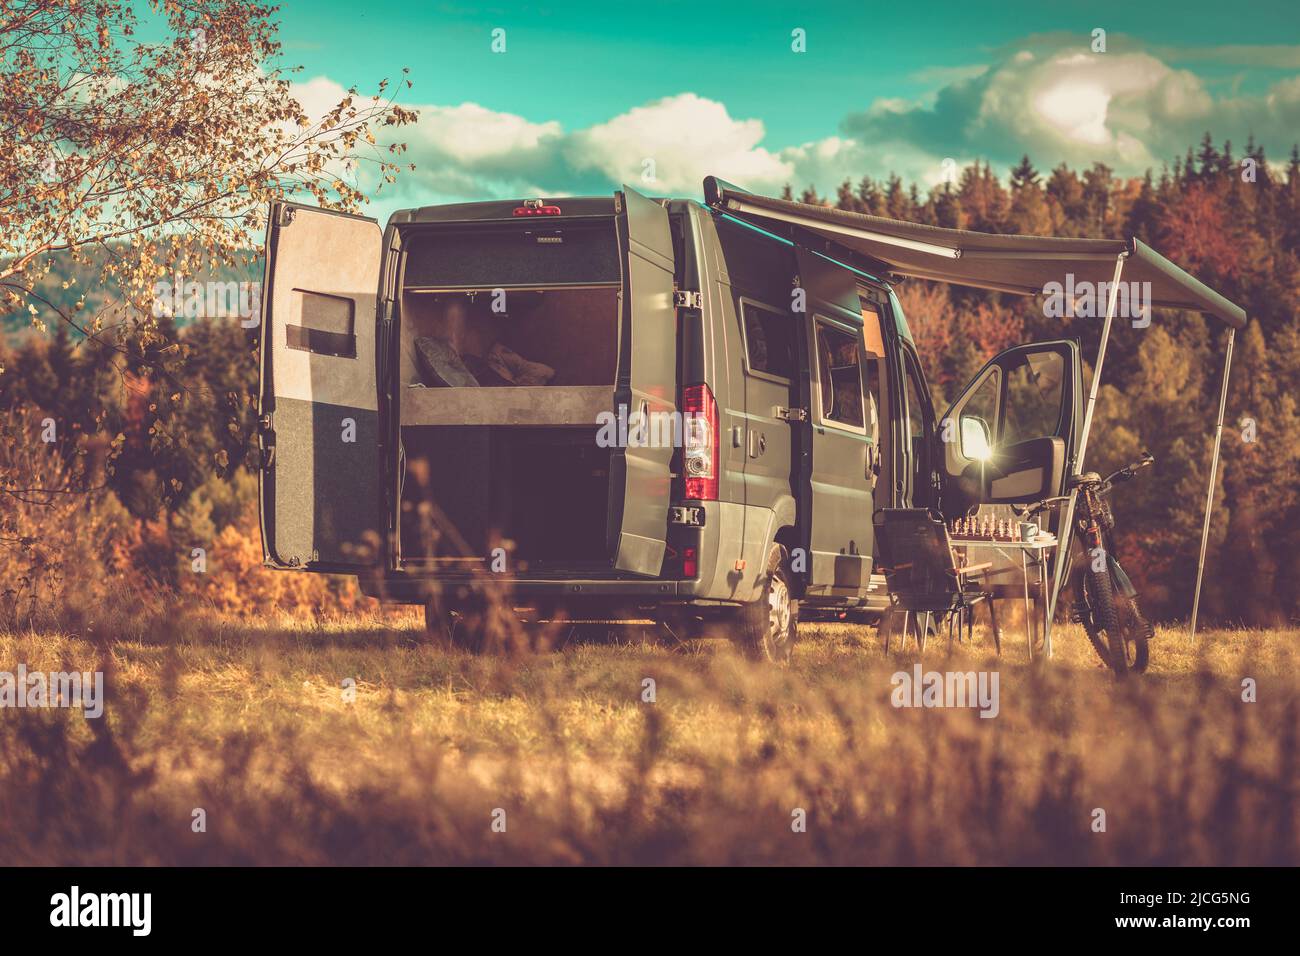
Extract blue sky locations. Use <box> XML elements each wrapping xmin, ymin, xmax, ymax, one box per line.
<box><xmin>267</xmin><ymin>0</ymin><xmax>1300</xmax><ymax>220</ymax></box>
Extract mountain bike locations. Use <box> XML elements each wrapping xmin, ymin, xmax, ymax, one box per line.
<box><xmin>1027</xmin><ymin>452</ymin><xmax>1156</xmax><ymax>676</ymax></box>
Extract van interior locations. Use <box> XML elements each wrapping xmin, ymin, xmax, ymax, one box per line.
<box><xmin>397</xmin><ymin>284</ymin><xmax>622</xmax><ymax>570</ymax></box>
<box><xmin>398</xmin><ymin>288</ymin><xmax>618</xmax><ymax>392</ymax></box>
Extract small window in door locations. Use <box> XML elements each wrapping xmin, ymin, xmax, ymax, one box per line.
<box><xmin>741</xmin><ymin>300</ymin><xmax>794</xmax><ymax>381</ymax></box>
<box><xmin>814</xmin><ymin>319</ymin><xmax>865</xmax><ymax>429</ymax></box>
<box><xmin>287</xmin><ymin>290</ymin><xmax>356</xmax><ymax>358</ymax></box>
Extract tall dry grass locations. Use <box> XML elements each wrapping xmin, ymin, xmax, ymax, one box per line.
<box><xmin>0</xmin><ymin>612</ymin><xmax>1294</xmax><ymax>866</ymax></box>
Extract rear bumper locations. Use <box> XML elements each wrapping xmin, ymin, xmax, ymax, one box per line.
<box><xmin>357</xmin><ymin>571</ymin><xmax>745</xmax><ymax>608</ymax></box>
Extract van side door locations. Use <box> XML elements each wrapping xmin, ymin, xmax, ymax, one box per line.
<box><xmin>258</xmin><ymin>202</ymin><xmax>383</xmax><ymax>571</ymax></box>
<box><xmin>794</xmin><ymin>248</ymin><xmax>875</xmax><ymax>595</ymax></box>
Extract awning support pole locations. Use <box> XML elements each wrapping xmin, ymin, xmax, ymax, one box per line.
<box><xmin>1189</xmin><ymin>327</ymin><xmax>1236</xmax><ymax>641</ymax></box>
<box><xmin>1044</xmin><ymin>252</ymin><xmax>1128</xmax><ymax>656</ymax></box>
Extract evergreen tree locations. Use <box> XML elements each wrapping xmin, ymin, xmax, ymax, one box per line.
<box><xmin>1197</xmin><ymin>131</ymin><xmax>1220</xmax><ymax>177</ymax></box>
<box><xmin>1124</xmin><ymin>172</ymin><xmax>1160</xmax><ymax>244</ymax></box>
<box><xmin>884</xmin><ymin>174</ymin><xmax>909</xmax><ymax>220</ymax></box>
<box><xmin>1010</xmin><ymin>154</ymin><xmax>1040</xmax><ymax>189</ymax></box>
<box><xmin>836</xmin><ymin>179</ymin><xmax>863</xmax><ymax>213</ymax></box>
<box><xmin>857</xmin><ymin>176</ymin><xmax>884</xmax><ymax>215</ymax></box>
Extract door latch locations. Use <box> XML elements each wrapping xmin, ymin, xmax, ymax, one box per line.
<box><xmin>774</xmin><ymin>405</ymin><xmax>808</xmax><ymax>423</ymax></box>
<box><xmin>673</xmin><ymin>290</ymin><xmax>704</xmax><ymax>310</ymax></box>
<box><xmin>258</xmin><ymin>412</ymin><xmax>275</xmax><ymax>470</ymax></box>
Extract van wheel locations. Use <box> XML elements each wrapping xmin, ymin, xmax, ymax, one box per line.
<box><xmin>737</xmin><ymin>543</ymin><xmax>798</xmax><ymax>663</ymax></box>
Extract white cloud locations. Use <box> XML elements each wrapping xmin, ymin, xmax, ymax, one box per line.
<box><xmin>565</xmin><ymin>93</ymin><xmax>791</xmax><ymax>193</ymax></box>
<box><xmin>288</xmin><ymin>35</ymin><xmax>1300</xmax><ymax>225</ymax></box>
<box><xmin>412</xmin><ymin>103</ymin><xmax>562</xmax><ymax>164</ymax></box>
<box><xmin>842</xmin><ymin>37</ymin><xmax>1299</xmax><ymax>179</ymax></box>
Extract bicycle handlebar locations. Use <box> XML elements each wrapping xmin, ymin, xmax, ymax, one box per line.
<box><xmin>1023</xmin><ymin>452</ymin><xmax>1154</xmax><ymax>517</ymax></box>
<box><xmin>1104</xmin><ymin>451</ymin><xmax>1155</xmax><ymax>487</ymax></box>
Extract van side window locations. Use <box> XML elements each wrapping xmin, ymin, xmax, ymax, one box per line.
<box><xmin>860</xmin><ymin>304</ymin><xmax>886</xmax><ymax>438</ymax></box>
<box><xmin>901</xmin><ymin>347</ymin><xmax>934</xmax><ymax>500</ymax></box>
<box><xmin>901</xmin><ymin>349</ymin><xmax>931</xmax><ymax>443</ymax></box>
<box><xmin>815</xmin><ymin>320</ymin><xmax>865</xmax><ymax>429</ymax></box>
<box><xmin>741</xmin><ymin>301</ymin><xmax>794</xmax><ymax>380</ymax></box>
<box><xmin>1002</xmin><ymin>350</ymin><xmax>1065</xmax><ymax>446</ymax></box>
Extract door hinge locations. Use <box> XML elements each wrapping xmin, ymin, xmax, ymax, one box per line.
<box><xmin>774</xmin><ymin>405</ymin><xmax>808</xmax><ymax>423</ymax></box>
<box><xmin>674</xmin><ymin>290</ymin><xmax>704</xmax><ymax>310</ymax></box>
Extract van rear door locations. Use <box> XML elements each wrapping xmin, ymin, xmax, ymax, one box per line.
<box><xmin>609</xmin><ymin>185</ymin><xmax>677</xmax><ymax>576</ymax></box>
<box><xmin>258</xmin><ymin>202</ymin><xmax>383</xmax><ymax>571</ymax></box>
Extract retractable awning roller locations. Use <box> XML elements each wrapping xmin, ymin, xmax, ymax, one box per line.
<box><xmin>705</xmin><ymin>177</ymin><xmax>1246</xmax><ymax>329</ymax></box>
<box><xmin>703</xmin><ymin>176</ymin><xmax>1244</xmax><ymax>642</ymax></box>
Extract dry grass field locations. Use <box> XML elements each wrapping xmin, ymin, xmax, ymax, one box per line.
<box><xmin>0</xmin><ymin>610</ymin><xmax>1296</xmax><ymax>866</ymax></box>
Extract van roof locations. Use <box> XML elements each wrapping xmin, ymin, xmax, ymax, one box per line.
<box><xmin>391</xmin><ymin>196</ymin><xmax>618</xmax><ymax>225</ymax></box>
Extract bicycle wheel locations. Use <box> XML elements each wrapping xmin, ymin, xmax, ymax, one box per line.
<box><xmin>1114</xmin><ymin>591</ymin><xmax>1152</xmax><ymax>674</ymax></box>
<box><xmin>1080</xmin><ymin>568</ymin><xmax>1127</xmax><ymax>676</ymax></box>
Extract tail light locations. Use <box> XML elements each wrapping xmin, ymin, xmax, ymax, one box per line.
<box><xmin>682</xmin><ymin>547</ymin><xmax>698</xmax><ymax>579</ymax></box>
<box><xmin>681</xmin><ymin>383</ymin><xmax>718</xmax><ymax>500</ymax></box>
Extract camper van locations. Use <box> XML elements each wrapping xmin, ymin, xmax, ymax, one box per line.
<box><xmin>257</xmin><ymin>177</ymin><xmax>1085</xmax><ymax>660</ymax></box>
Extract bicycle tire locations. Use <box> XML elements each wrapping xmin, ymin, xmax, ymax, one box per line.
<box><xmin>1115</xmin><ymin>591</ymin><xmax>1152</xmax><ymax>674</ymax></box>
<box><xmin>1082</xmin><ymin>568</ymin><xmax>1127</xmax><ymax>676</ymax></box>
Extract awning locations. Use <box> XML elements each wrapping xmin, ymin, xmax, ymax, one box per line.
<box><xmin>704</xmin><ymin>177</ymin><xmax>1247</xmax><ymax>329</ymax></box>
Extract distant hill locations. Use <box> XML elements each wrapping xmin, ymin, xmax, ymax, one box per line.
<box><xmin>2</xmin><ymin>245</ymin><xmax>262</xmax><ymax>345</ymax></box>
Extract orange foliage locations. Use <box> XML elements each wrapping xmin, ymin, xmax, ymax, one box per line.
<box><xmin>178</xmin><ymin>498</ymin><xmax>375</xmax><ymax>618</ymax></box>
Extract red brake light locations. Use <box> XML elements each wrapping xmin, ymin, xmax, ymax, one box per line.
<box><xmin>512</xmin><ymin>204</ymin><xmax>562</xmax><ymax>216</ymax></box>
<box><xmin>681</xmin><ymin>383</ymin><xmax>718</xmax><ymax>501</ymax></box>
<box><xmin>682</xmin><ymin>547</ymin><xmax>698</xmax><ymax>579</ymax></box>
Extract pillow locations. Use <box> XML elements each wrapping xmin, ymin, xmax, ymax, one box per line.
<box><xmin>462</xmin><ymin>353</ymin><xmax>514</xmax><ymax>387</ymax></box>
<box><xmin>413</xmin><ymin>336</ymin><xmax>479</xmax><ymax>388</ymax></box>
<box><xmin>486</xmin><ymin>342</ymin><xmax>556</xmax><ymax>386</ymax></box>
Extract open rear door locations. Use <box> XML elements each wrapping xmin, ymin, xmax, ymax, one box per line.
<box><xmin>258</xmin><ymin>202</ymin><xmax>383</xmax><ymax>571</ymax></box>
<box><xmin>609</xmin><ymin>185</ymin><xmax>677</xmax><ymax>575</ymax></box>
<box><xmin>937</xmin><ymin>340</ymin><xmax>1083</xmax><ymax>514</ymax></box>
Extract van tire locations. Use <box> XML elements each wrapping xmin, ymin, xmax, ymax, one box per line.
<box><xmin>737</xmin><ymin>543</ymin><xmax>798</xmax><ymax>663</ymax></box>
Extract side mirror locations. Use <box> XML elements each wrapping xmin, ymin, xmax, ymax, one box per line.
<box><xmin>960</xmin><ymin>415</ymin><xmax>993</xmax><ymax>462</ymax></box>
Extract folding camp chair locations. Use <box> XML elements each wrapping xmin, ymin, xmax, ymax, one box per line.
<box><xmin>873</xmin><ymin>508</ymin><xmax>993</xmax><ymax>654</ymax></box>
